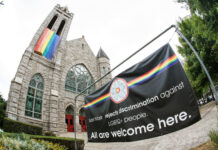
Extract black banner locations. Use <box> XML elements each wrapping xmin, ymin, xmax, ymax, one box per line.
<box><xmin>84</xmin><ymin>44</ymin><xmax>201</xmax><ymax>142</ymax></box>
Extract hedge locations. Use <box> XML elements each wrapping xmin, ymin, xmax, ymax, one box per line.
<box><xmin>0</xmin><ymin>98</ymin><xmax>6</xmax><ymax>128</ymax></box>
<box><xmin>3</xmin><ymin>118</ymin><xmax>42</xmax><ymax>135</ymax></box>
<box><xmin>2</xmin><ymin>132</ymin><xmax>85</xmax><ymax>150</ymax></box>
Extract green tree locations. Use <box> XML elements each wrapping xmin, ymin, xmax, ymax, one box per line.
<box><xmin>177</xmin><ymin>0</ymin><xmax>218</xmax><ymax>97</ymax></box>
<box><xmin>0</xmin><ymin>94</ymin><xmax>6</xmax><ymax>128</ymax></box>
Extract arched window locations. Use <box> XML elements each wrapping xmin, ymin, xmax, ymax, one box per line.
<box><xmin>65</xmin><ymin>105</ymin><xmax>74</xmax><ymax>115</ymax></box>
<box><xmin>57</xmin><ymin>20</ymin><xmax>65</xmax><ymax>36</ymax></box>
<box><xmin>47</xmin><ymin>15</ymin><xmax>58</xmax><ymax>29</ymax></box>
<box><xmin>25</xmin><ymin>73</ymin><xmax>44</xmax><ymax>119</ymax></box>
<box><xmin>79</xmin><ymin>107</ymin><xmax>85</xmax><ymax>117</ymax></box>
<box><xmin>65</xmin><ymin>64</ymin><xmax>95</xmax><ymax>95</ymax></box>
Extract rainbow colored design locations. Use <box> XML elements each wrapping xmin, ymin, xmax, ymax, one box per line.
<box><xmin>127</xmin><ymin>54</ymin><xmax>178</xmax><ymax>88</ymax></box>
<box><xmin>84</xmin><ymin>93</ymin><xmax>110</xmax><ymax>109</ymax></box>
<box><xmin>84</xmin><ymin>54</ymin><xmax>179</xmax><ymax>109</ymax></box>
<box><xmin>34</xmin><ymin>28</ymin><xmax>60</xmax><ymax>60</ymax></box>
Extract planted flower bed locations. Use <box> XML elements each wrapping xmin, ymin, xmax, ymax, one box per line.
<box><xmin>0</xmin><ymin>133</ymin><xmax>67</xmax><ymax>150</ymax></box>
<box><xmin>0</xmin><ymin>132</ymin><xmax>84</xmax><ymax>150</ymax></box>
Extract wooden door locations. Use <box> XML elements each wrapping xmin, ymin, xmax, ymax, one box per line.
<box><xmin>65</xmin><ymin>114</ymin><xmax>74</xmax><ymax>132</ymax></box>
<box><xmin>79</xmin><ymin>116</ymin><xmax>87</xmax><ymax>132</ymax></box>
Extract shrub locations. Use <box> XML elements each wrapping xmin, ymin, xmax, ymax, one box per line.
<box><xmin>0</xmin><ymin>132</ymin><xmax>67</xmax><ymax>150</ymax></box>
<box><xmin>209</xmin><ymin>130</ymin><xmax>218</xmax><ymax>148</ymax></box>
<box><xmin>0</xmin><ymin>95</ymin><xmax>6</xmax><ymax>128</ymax></box>
<box><xmin>44</xmin><ymin>131</ymin><xmax>56</xmax><ymax>136</ymax></box>
<box><xmin>3</xmin><ymin>118</ymin><xmax>42</xmax><ymax>135</ymax></box>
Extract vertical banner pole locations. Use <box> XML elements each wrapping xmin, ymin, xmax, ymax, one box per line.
<box><xmin>175</xmin><ymin>27</ymin><xmax>218</xmax><ymax>104</ymax></box>
<box><xmin>74</xmin><ymin>97</ymin><xmax>77</xmax><ymax>150</ymax></box>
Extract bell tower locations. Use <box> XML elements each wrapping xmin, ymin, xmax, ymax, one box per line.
<box><xmin>27</xmin><ymin>4</ymin><xmax>73</xmax><ymax>60</ymax></box>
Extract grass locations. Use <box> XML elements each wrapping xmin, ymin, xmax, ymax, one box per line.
<box><xmin>190</xmin><ymin>130</ymin><xmax>218</xmax><ymax>150</ymax></box>
<box><xmin>209</xmin><ymin>130</ymin><xmax>218</xmax><ymax>147</ymax></box>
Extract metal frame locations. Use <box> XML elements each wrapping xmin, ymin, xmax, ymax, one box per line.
<box><xmin>72</xmin><ymin>24</ymin><xmax>217</xmax><ymax>150</ymax></box>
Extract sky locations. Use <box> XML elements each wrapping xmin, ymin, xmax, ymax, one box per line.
<box><xmin>0</xmin><ymin>0</ymin><xmax>189</xmax><ymax>99</ymax></box>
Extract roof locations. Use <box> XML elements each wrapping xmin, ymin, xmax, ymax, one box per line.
<box><xmin>96</xmin><ymin>47</ymin><xmax>109</xmax><ymax>59</ymax></box>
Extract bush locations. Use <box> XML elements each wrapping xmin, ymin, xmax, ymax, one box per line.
<box><xmin>44</xmin><ymin>131</ymin><xmax>56</xmax><ymax>136</ymax></box>
<box><xmin>209</xmin><ymin>130</ymin><xmax>218</xmax><ymax>148</ymax></box>
<box><xmin>3</xmin><ymin>118</ymin><xmax>42</xmax><ymax>135</ymax></box>
<box><xmin>0</xmin><ymin>95</ymin><xmax>6</xmax><ymax>128</ymax></box>
<box><xmin>0</xmin><ymin>132</ymin><xmax>67</xmax><ymax>150</ymax></box>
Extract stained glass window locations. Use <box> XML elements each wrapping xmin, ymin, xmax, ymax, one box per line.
<box><xmin>65</xmin><ymin>64</ymin><xmax>95</xmax><ymax>95</ymax></box>
<box><xmin>25</xmin><ymin>73</ymin><xmax>44</xmax><ymax>119</ymax></box>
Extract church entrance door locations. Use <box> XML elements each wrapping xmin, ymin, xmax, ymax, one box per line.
<box><xmin>65</xmin><ymin>105</ymin><xmax>74</xmax><ymax>132</ymax></box>
<box><xmin>65</xmin><ymin>114</ymin><xmax>74</xmax><ymax>132</ymax></box>
<box><xmin>79</xmin><ymin>116</ymin><xmax>87</xmax><ymax>132</ymax></box>
<box><xmin>79</xmin><ymin>107</ymin><xmax>87</xmax><ymax>132</ymax></box>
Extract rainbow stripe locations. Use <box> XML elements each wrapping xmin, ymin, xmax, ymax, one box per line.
<box><xmin>34</xmin><ymin>28</ymin><xmax>60</xmax><ymax>60</ymax></box>
<box><xmin>128</xmin><ymin>54</ymin><xmax>178</xmax><ymax>87</ymax></box>
<box><xmin>84</xmin><ymin>54</ymin><xmax>179</xmax><ymax>109</ymax></box>
<box><xmin>84</xmin><ymin>93</ymin><xmax>110</xmax><ymax>109</ymax></box>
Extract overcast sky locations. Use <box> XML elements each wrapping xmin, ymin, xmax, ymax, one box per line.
<box><xmin>0</xmin><ymin>0</ymin><xmax>189</xmax><ymax>99</ymax></box>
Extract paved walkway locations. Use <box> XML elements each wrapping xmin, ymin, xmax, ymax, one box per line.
<box><xmin>58</xmin><ymin>102</ymin><xmax>218</xmax><ymax>150</ymax></box>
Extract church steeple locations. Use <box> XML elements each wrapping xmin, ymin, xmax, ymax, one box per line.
<box><xmin>96</xmin><ymin>47</ymin><xmax>111</xmax><ymax>85</ymax></box>
<box><xmin>27</xmin><ymin>4</ymin><xmax>73</xmax><ymax>60</ymax></box>
<box><xmin>96</xmin><ymin>47</ymin><xmax>110</xmax><ymax>59</ymax></box>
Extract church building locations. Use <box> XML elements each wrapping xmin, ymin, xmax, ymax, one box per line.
<box><xmin>6</xmin><ymin>4</ymin><xmax>111</xmax><ymax>134</ymax></box>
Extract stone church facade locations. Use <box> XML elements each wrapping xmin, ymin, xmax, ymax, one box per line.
<box><xmin>6</xmin><ymin>4</ymin><xmax>111</xmax><ymax>134</ymax></box>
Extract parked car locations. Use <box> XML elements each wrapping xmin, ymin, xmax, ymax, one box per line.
<box><xmin>197</xmin><ymin>98</ymin><xmax>208</xmax><ymax>106</ymax></box>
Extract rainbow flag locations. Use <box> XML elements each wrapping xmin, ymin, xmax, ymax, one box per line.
<box><xmin>84</xmin><ymin>53</ymin><xmax>179</xmax><ymax>109</ymax></box>
<box><xmin>34</xmin><ymin>28</ymin><xmax>60</xmax><ymax>60</ymax></box>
